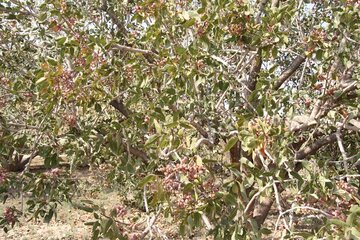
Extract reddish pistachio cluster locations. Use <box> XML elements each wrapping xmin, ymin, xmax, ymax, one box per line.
<box><xmin>51</xmin><ymin>20</ymin><xmax>62</xmax><ymax>32</ymax></box>
<box><xmin>0</xmin><ymin>78</ymin><xmax>10</xmax><ymax>109</ymax></box>
<box><xmin>64</xmin><ymin>113</ymin><xmax>77</xmax><ymax>128</ymax></box>
<box><xmin>133</xmin><ymin>0</ymin><xmax>165</xmax><ymax>17</ymax></box>
<box><xmin>45</xmin><ymin>168</ymin><xmax>61</xmax><ymax>179</ymax></box>
<box><xmin>201</xmin><ymin>179</ymin><xmax>219</xmax><ymax>198</ymax></box>
<box><xmin>0</xmin><ymin>169</ymin><xmax>7</xmax><ymax>184</ymax></box>
<box><xmin>228</xmin><ymin>23</ymin><xmax>243</xmax><ymax>36</ymax></box>
<box><xmin>124</xmin><ymin>65</ymin><xmax>135</xmax><ymax>80</ymax></box>
<box><xmin>176</xmin><ymin>193</ymin><xmax>193</xmax><ymax>209</ymax></box>
<box><xmin>0</xmin><ymin>96</ymin><xmax>6</xmax><ymax>109</ymax></box>
<box><xmin>159</xmin><ymin>159</ymin><xmax>205</xmax><ymax>194</ymax></box>
<box><xmin>195</xmin><ymin>60</ymin><xmax>205</xmax><ymax>70</ymax></box>
<box><xmin>157</xmin><ymin>158</ymin><xmax>221</xmax><ymax>209</ymax></box>
<box><xmin>117</xmin><ymin>223</ymin><xmax>140</xmax><ymax>240</ymax></box>
<box><xmin>196</xmin><ymin>21</ymin><xmax>209</xmax><ymax>37</ymax></box>
<box><xmin>3</xmin><ymin>207</ymin><xmax>17</xmax><ymax>225</ymax></box>
<box><xmin>54</xmin><ymin>71</ymin><xmax>75</xmax><ymax>95</ymax></box>
<box><xmin>74</xmin><ymin>57</ymin><xmax>86</xmax><ymax>67</ymax></box>
<box><xmin>114</xmin><ymin>205</ymin><xmax>127</xmax><ymax>218</ymax></box>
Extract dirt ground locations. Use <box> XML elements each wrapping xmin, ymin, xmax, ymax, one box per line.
<box><xmin>0</xmin><ymin>173</ymin><xmax>122</xmax><ymax>240</ymax></box>
<box><xmin>0</xmin><ymin>156</ymin><xmax>127</xmax><ymax>240</ymax></box>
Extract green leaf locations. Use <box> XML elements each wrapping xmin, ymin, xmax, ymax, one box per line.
<box><xmin>138</xmin><ymin>174</ymin><xmax>157</xmax><ymax>188</ymax></box>
<box><xmin>328</xmin><ymin>218</ymin><xmax>348</xmax><ymax>228</ymax></box>
<box><xmin>184</xmin><ymin>19</ymin><xmax>196</xmax><ymax>27</ymax></box>
<box><xmin>154</xmin><ymin>119</ymin><xmax>162</xmax><ymax>133</ymax></box>
<box><xmin>47</xmin><ymin>58</ymin><xmax>58</xmax><ymax>66</ymax></box>
<box><xmin>56</xmin><ymin>37</ymin><xmax>67</xmax><ymax>45</ymax></box>
<box><xmin>145</xmin><ymin>134</ymin><xmax>160</xmax><ymax>147</ymax></box>
<box><xmin>36</xmin><ymin>77</ymin><xmax>47</xmax><ymax>84</ymax></box>
<box><xmin>224</xmin><ymin>136</ymin><xmax>238</xmax><ymax>152</ymax></box>
<box><xmin>103</xmin><ymin>218</ymin><xmax>113</xmax><ymax>234</ymax></box>
<box><xmin>44</xmin><ymin>208</ymin><xmax>54</xmax><ymax>223</ymax></box>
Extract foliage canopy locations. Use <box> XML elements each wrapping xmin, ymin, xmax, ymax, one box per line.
<box><xmin>0</xmin><ymin>0</ymin><xmax>360</xmax><ymax>239</ymax></box>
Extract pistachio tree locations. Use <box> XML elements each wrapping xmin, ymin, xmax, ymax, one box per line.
<box><xmin>1</xmin><ymin>0</ymin><xmax>359</xmax><ymax>238</ymax></box>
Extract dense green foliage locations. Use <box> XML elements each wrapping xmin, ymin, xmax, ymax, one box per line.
<box><xmin>0</xmin><ymin>0</ymin><xmax>360</xmax><ymax>239</ymax></box>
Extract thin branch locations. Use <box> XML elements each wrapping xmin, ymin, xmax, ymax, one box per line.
<box><xmin>336</xmin><ymin>129</ymin><xmax>349</xmax><ymax>181</ymax></box>
<box><xmin>140</xmin><ymin>206</ymin><xmax>162</xmax><ymax>238</ymax></box>
<box><xmin>112</xmin><ymin>44</ymin><xmax>158</xmax><ymax>56</ymax></box>
<box><xmin>201</xmin><ymin>214</ymin><xmax>214</xmax><ymax>230</ymax></box>
<box><xmin>110</xmin><ymin>97</ymin><xmax>132</xmax><ymax>118</ymax></box>
<box><xmin>143</xmin><ymin>186</ymin><xmax>149</xmax><ymax>213</ymax></box>
<box><xmin>189</xmin><ymin>121</ymin><xmax>209</xmax><ymax>138</ymax></box>
<box><xmin>335</xmin><ymin>174</ymin><xmax>360</xmax><ymax>180</ymax></box>
<box><xmin>273</xmin><ymin>181</ymin><xmax>289</xmax><ymax>231</ymax></box>
<box><xmin>100</xmin><ymin>0</ymin><xmax>127</xmax><ymax>35</ymax></box>
<box><xmin>121</xmin><ymin>140</ymin><xmax>149</xmax><ymax>163</ymax></box>
<box><xmin>255</xmin><ymin>0</ymin><xmax>269</xmax><ymax>23</ymax></box>
<box><xmin>194</xmin><ymin>138</ymin><xmax>214</xmax><ymax>148</ymax></box>
<box><xmin>243</xmin><ymin>182</ymin><xmax>273</xmax><ymax>216</ymax></box>
<box><xmin>210</xmin><ymin>55</ymin><xmax>231</xmax><ymax>68</ymax></box>
<box><xmin>215</xmin><ymin>87</ymin><xmax>229</xmax><ymax>110</ymax></box>
<box><xmin>7</xmin><ymin>122</ymin><xmax>39</xmax><ymax>130</ymax></box>
<box><xmin>275</xmin><ymin>206</ymin><xmax>332</xmax><ymax>233</ymax></box>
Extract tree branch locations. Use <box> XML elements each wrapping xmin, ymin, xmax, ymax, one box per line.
<box><xmin>189</xmin><ymin>121</ymin><xmax>209</xmax><ymax>138</ymax></box>
<box><xmin>112</xmin><ymin>44</ymin><xmax>158</xmax><ymax>56</ymax></box>
<box><xmin>295</xmin><ymin>132</ymin><xmax>338</xmax><ymax>160</ymax></box>
<box><xmin>100</xmin><ymin>0</ymin><xmax>127</xmax><ymax>36</ymax></box>
<box><xmin>122</xmin><ymin>140</ymin><xmax>149</xmax><ymax>163</ymax></box>
<box><xmin>109</xmin><ymin>97</ymin><xmax>132</xmax><ymax>118</ymax></box>
<box><xmin>255</xmin><ymin>0</ymin><xmax>269</xmax><ymax>23</ymax></box>
<box><xmin>109</xmin><ymin>98</ymin><xmax>149</xmax><ymax>162</ymax></box>
<box><xmin>273</xmin><ymin>55</ymin><xmax>306</xmax><ymax>90</ymax></box>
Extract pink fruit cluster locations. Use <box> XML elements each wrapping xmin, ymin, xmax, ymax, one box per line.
<box><xmin>54</xmin><ymin>71</ymin><xmax>75</xmax><ymax>95</ymax></box>
<box><xmin>0</xmin><ymin>170</ymin><xmax>6</xmax><ymax>184</ymax></box>
<box><xmin>114</xmin><ymin>205</ymin><xmax>127</xmax><ymax>218</ymax></box>
<box><xmin>45</xmin><ymin>168</ymin><xmax>61</xmax><ymax>179</ymax></box>
<box><xmin>157</xmin><ymin>158</ymin><xmax>220</xmax><ymax>209</ymax></box>
<box><xmin>3</xmin><ymin>207</ymin><xmax>17</xmax><ymax>225</ymax></box>
<box><xmin>159</xmin><ymin>159</ymin><xmax>205</xmax><ymax>193</ymax></box>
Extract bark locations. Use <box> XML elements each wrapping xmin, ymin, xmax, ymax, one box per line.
<box><xmin>273</xmin><ymin>55</ymin><xmax>306</xmax><ymax>90</ymax></box>
<box><xmin>109</xmin><ymin>98</ymin><xmax>149</xmax><ymax>162</ymax></box>
<box><xmin>295</xmin><ymin>132</ymin><xmax>338</xmax><ymax>160</ymax></box>
<box><xmin>110</xmin><ymin>97</ymin><xmax>132</xmax><ymax>118</ymax></box>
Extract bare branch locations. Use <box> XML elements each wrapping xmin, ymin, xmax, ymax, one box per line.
<box><xmin>108</xmin><ymin>101</ymin><xmax>149</xmax><ymax>162</ymax></box>
<box><xmin>100</xmin><ymin>0</ymin><xmax>127</xmax><ymax>35</ymax></box>
<box><xmin>189</xmin><ymin>121</ymin><xmax>209</xmax><ymax>138</ymax></box>
<box><xmin>121</xmin><ymin>140</ymin><xmax>149</xmax><ymax>163</ymax></box>
<box><xmin>336</xmin><ymin>127</ymin><xmax>349</xmax><ymax>181</ymax></box>
<box><xmin>112</xmin><ymin>44</ymin><xmax>158</xmax><ymax>56</ymax></box>
<box><xmin>271</xmin><ymin>0</ymin><xmax>280</xmax><ymax>8</ymax></box>
<box><xmin>194</xmin><ymin>138</ymin><xmax>214</xmax><ymax>148</ymax></box>
<box><xmin>110</xmin><ymin>97</ymin><xmax>132</xmax><ymax>118</ymax></box>
<box><xmin>273</xmin><ymin>55</ymin><xmax>306</xmax><ymax>90</ymax></box>
<box><xmin>295</xmin><ymin>132</ymin><xmax>338</xmax><ymax>160</ymax></box>
<box><xmin>255</xmin><ymin>0</ymin><xmax>269</xmax><ymax>23</ymax></box>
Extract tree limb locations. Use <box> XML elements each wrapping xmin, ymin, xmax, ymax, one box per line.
<box><xmin>295</xmin><ymin>132</ymin><xmax>338</xmax><ymax>160</ymax></box>
<box><xmin>109</xmin><ymin>98</ymin><xmax>149</xmax><ymax>162</ymax></box>
<box><xmin>112</xmin><ymin>44</ymin><xmax>158</xmax><ymax>56</ymax></box>
<box><xmin>109</xmin><ymin>97</ymin><xmax>132</xmax><ymax>118</ymax></box>
<box><xmin>121</xmin><ymin>140</ymin><xmax>149</xmax><ymax>163</ymax></box>
<box><xmin>273</xmin><ymin>55</ymin><xmax>306</xmax><ymax>90</ymax></box>
<box><xmin>100</xmin><ymin>0</ymin><xmax>127</xmax><ymax>36</ymax></box>
<box><xmin>255</xmin><ymin>0</ymin><xmax>269</xmax><ymax>23</ymax></box>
